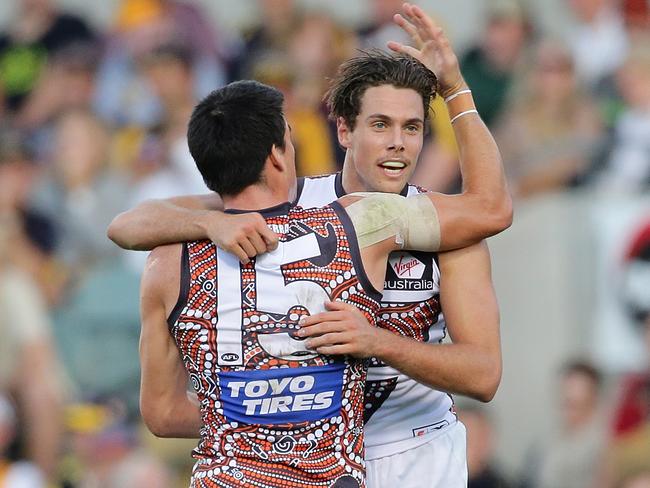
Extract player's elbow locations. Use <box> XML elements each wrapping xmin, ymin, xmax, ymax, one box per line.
<box><xmin>107</xmin><ymin>212</ymin><xmax>134</xmax><ymax>249</ymax></box>
<box><xmin>140</xmin><ymin>398</ymin><xmax>175</xmax><ymax>438</ymax></box>
<box><xmin>107</xmin><ymin>212</ymin><xmax>146</xmax><ymax>251</ymax></box>
<box><xmin>473</xmin><ymin>361</ymin><xmax>502</xmax><ymax>403</ymax></box>
<box><xmin>484</xmin><ymin>193</ymin><xmax>513</xmax><ymax>236</ymax></box>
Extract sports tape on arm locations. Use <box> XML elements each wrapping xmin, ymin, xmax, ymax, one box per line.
<box><xmin>344</xmin><ymin>193</ymin><xmax>441</xmax><ymax>251</ymax></box>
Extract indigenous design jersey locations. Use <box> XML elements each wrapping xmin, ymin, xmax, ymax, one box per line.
<box><xmin>297</xmin><ymin>173</ymin><xmax>456</xmax><ymax>460</ymax></box>
<box><xmin>169</xmin><ymin>202</ymin><xmax>382</xmax><ymax>488</ymax></box>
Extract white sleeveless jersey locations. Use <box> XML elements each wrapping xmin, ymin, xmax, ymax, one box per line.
<box><xmin>296</xmin><ymin>173</ymin><xmax>456</xmax><ymax>460</ymax></box>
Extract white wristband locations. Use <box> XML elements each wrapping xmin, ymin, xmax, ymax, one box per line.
<box><xmin>444</xmin><ymin>89</ymin><xmax>472</xmax><ymax>103</ymax></box>
<box><xmin>450</xmin><ymin>109</ymin><xmax>479</xmax><ymax>124</ymax></box>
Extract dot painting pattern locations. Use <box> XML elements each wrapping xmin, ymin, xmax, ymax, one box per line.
<box><xmin>170</xmin><ymin>204</ymin><xmax>381</xmax><ymax>488</ymax></box>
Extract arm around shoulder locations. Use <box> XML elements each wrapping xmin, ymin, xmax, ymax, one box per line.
<box><xmin>107</xmin><ymin>194</ymin><xmax>222</xmax><ymax>251</ymax></box>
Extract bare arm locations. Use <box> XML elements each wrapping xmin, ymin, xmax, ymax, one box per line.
<box><xmin>299</xmin><ymin>241</ymin><xmax>502</xmax><ymax>402</ymax></box>
<box><xmin>108</xmin><ymin>194</ymin><xmax>221</xmax><ymax>250</ymax></box>
<box><xmin>390</xmin><ymin>3</ymin><xmax>513</xmax><ymax>249</ymax></box>
<box><xmin>139</xmin><ymin>245</ymin><xmax>202</xmax><ymax>438</ymax></box>
<box><xmin>108</xmin><ymin>193</ymin><xmax>278</xmax><ymax>263</ymax></box>
<box><xmin>375</xmin><ymin>241</ymin><xmax>501</xmax><ymax>401</ymax></box>
<box><xmin>16</xmin><ymin>339</ymin><xmax>64</xmax><ymax>480</ymax></box>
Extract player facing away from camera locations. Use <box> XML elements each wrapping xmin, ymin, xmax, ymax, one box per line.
<box><xmin>139</xmin><ymin>79</ymin><xmax>486</xmax><ymax>488</ymax></box>
<box><xmin>112</xmin><ymin>4</ymin><xmax>510</xmax><ymax>487</ymax></box>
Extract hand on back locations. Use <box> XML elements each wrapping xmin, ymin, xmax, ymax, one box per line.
<box><xmin>210</xmin><ymin>212</ymin><xmax>279</xmax><ymax>264</ymax></box>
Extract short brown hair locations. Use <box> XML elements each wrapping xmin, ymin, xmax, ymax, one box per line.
<box><xmin>323</xmin><ymin>50</ymin><xmax>438</xmax><ymax>130</ymax></box>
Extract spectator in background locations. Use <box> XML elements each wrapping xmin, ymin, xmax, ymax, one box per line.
<box><xmin>0</xmin><ymin>215</ymin><xmax>64</xmax><ymax>481</ymax></box>
<box><xmin>357</xmin><ymin>0</ymin><xmax>409</xmax><ymax>50</ymax></box>
<box><xmin>0</xmin><ymin>129</ymin><xmax>64</xmax><ymax>305</ymax></box>
<box><xmin>14</xmin><ymin>43</ymin><xmax>99</xmax><ymax>133</ymax></box>
<box><xmin>532</xmin><ymin>360</ymin><xmax>606</xmax><ymax>488</ymax></box>
<box><xmin>618</xmin><ymin>470</ymin><xmax>650</xmax><ymax>488</ymax></box>
<box><xmin>595</xmin><ymin>38</ymin><xmax>650</xmax><ymax>193</ymax></box>
<box><xmin>495</xmin><ymin>39</ymin><xmax>603</xmax><ymax>198</ymax></box>
<box><xmin>611</xmin><ymin>316</ymin><xmax>650</xmax><ymax>438</ymax></box>
<box><xmin>229</xmin><ymin>0</ymin><xmax>300</xmax><ymax>81</ymax></box>
<box><xmin>565</xmin><ymin>0</ymin><xmax>628</xmax><ymax>88</ymax></box>
<box><xmin>621</xmin><ymin>0</ymin><xmax>650</xmax><ymax>38</ymax></box>
<box><xmin>29</xmin><ymin>109</ymin><xmax>129</xmax><ymax>278</ymax></box>
<box><xmin>460</xmin><ymin>0</ymin><xmax>532</xmax><ymax>127</ymax></box>
<box><xmin>459</xmin><ymin>404</ymin><xmax>512</xmax><ymax>488</ymax></box>
<box><xmin>133</xmin><ymin>44</ymin><xmax>206</xmax><ymax>194</ymax></box>
<box><xmin>285</xmin><ymin>12</ymin><xmax>355</xmax><ymax>175</ymax></box>
<box><xmin>94</xmin><ymin>0</ymin><xmax>226</xmax><ymax>127</ymax></box>
<box><xmin>0</xmin><ymin>395</ymin><xmax>45</xmax><ymax>487</ymax></box>
<box><xmin>0</xmin><ymin>0</ymin><xmax>96</xmax><ymax>114</ymax></box>
<box><xmin>63</xmin><ymin>398</ymin><xmax>172</xmax><ymax>488</ymax></box>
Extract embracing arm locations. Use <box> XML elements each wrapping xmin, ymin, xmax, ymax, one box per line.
<box><xmin>373</xmin><ymin>241</ymin><xmax>502</xmax><ymax>401</ymax></box>
<box><xmin>108</xmin><ymin>193</ymin><xmax>278</xmax><ymax>263</ymax></box>
<box><xmin>108</xmin><ymin>194</ymin><xmax>222</xmax><ymax>250</ymax></box>
<box><xmin>299</xmin><ymin>241</ymin><xmax>501</xmax><ymax>402</ymax></box>
<box><xmin>139</xmin><ymin>245</ymin><xmax>202</xmax><ymax>437</ymax></box>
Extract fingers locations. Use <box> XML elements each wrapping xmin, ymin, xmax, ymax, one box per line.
<box><xmin>230</xmin><ymin>245</ymin><xmax>251</xmax><ymax>265</ymax></box>
<box><xmin>297</xmin><ymin>320</ymin><xmax>345</xmax><ymax>338</ymax></box>
<box><xmin>238</xmin><ymin>238</ymin><xmax>257</xmax><ymax>261</ymax></box>
<box><xmin>387</xmin><ymin>41</ymin><xmax>421</xmax><ymax>60</ymax></box>
<box><xmin>409</xmin><ymin>3</ymin><xmax>440</xmax><ymax>34</ymax></box>
<box><xmin>299</xmin><ymin>310</ymin><xmax>341</xmax><ymax>327</ymax></box>
<box><xmin>259</xmin><ymin>225</ymin><xmax>279</xmax><ymax>251</ymax></box>
<box><xmin>393</xmin><ymin>13</ymin><xmax>421</xmax><ymax>45</ymax></box>
<box><xmin>304</xmin><ymin>332</ymin><xmax>351</xmax><ymax>351</ymax></box>
<box><xmin>247</xmin><ymin>231</ymin><xmax>269</xmax><ymax>256</ymax></box>
<box><xmin>324</xmin><ymin>300</ymin><xmax>361</xmax><ymax>314</ymax></box>
<box><xmin>309</xmin><ymin>344</ymin><xmax>348</xmax><ymax>355</ymax></box>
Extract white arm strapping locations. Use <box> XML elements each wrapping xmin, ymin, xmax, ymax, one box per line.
<box><xmin>344</xmin><ymin>193</ymin><xmax>441</xmax><ymax>251</ymax></box>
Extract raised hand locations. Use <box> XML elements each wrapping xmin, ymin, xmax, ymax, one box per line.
<box><xmin>388</xmin><ymin>2</ymin><xmax>466</xmax><ymax>98</ymax></box>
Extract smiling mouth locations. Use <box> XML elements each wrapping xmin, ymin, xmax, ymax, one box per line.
<box><xmin>379</xmin><ymin>161</ymin><xmax>408</xmax><ymax>173</ymax></box>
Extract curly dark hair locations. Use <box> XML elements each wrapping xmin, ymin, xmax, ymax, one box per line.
<box><xmin>323</xmin><ymin>50</ymin><xmax>438</xmax><ymax>130</ymax></box>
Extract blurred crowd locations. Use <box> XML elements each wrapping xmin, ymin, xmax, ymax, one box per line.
<box><xmin>0</xmin><ymin>0</ymin><xmax>649</xmax><ymax>486</ymax></box>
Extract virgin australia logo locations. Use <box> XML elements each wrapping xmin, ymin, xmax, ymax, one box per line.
<box><xmin>390</xmin><ymin>253</ymin><xmax>425</xmax><ymax>279</ymax></box>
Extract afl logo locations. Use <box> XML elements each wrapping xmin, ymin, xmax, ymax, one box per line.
<box><xmin>221</xmin><ymin>353</ymin><xmax>240</xmax><ymax>362</ymax></box>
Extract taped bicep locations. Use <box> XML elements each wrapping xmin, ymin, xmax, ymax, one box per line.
<box><xmin>344</xmin><ymin>193</ymin><xmax>440</xmax><ymax>251</ymax></box>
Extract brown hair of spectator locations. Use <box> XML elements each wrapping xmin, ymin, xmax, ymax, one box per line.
<box><xmin>323</xmin><ymin>50</ymin><xmax>438</xmax><ymax>130</ymax></box>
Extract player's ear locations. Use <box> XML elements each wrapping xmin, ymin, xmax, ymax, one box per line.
<box><xmin>270</xmin><ymin>143</ymin><xmax>287</xmax><ymax>172</ymax></box>
<box><xmin>337</xmin><ymin>116</ymin><xmax>352</xmax><ymax>149</ymax></box>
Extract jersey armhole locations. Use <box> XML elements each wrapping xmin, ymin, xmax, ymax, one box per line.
<box><xmin>167</xmin><ymin>243</ymin><xmax>190</xmax><ymax>328</ymax></box>
<box><xmin>330</xmin><ymin>201</ymin><xmax>383</xmax><ymax>303</ymax></box>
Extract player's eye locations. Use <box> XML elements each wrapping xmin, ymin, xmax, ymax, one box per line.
<box><xmin>372</xmin><ymin>121</ymin><xmax>387</xmax><ymax>129</ymax></box>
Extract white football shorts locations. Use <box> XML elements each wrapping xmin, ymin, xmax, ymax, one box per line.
<box><xmin>366</xmin><ymin>420</ymin><xmax>468</xmax><ymax>488</ymax></box>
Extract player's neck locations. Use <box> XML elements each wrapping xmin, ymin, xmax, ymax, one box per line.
<box><xmin>341</xmin><ymin>157</ymin><xmax>367</xmax><ymax>194</ymax></box>
<box><xmin>222</xmin><ymin>183</ymin><xmax>289</xmax><ymax>212</ymax></box>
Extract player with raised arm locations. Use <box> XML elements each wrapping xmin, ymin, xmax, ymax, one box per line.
<box><xmin>140</xmin><ymin>78</ymin><xmax>468</xmax><ymax>487</ymax></box>
<box><xmin>118</xmin><ymin>4</ymin><xmax>508</xmax><ymax>487</ymax></box>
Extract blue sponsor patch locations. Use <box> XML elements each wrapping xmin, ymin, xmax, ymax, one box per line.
<box><xmin>219</xmin><ymin>364</ymin><xmax>345</xmax><ymax>425</ymax></box>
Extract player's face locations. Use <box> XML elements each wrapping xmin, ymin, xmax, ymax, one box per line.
<box><xmin>339</xmin><ymin>84</ymin><xmax>425</xmax><ymax>194</ymax></box>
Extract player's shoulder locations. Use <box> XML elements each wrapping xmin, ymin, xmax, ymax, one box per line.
<box><xmin>140</xmin><ymin>243</ymin><xmax>188</xmax><ymax>317</ymax></box>
<box><xmin>144</xmin><ymin>244</ymin><xmax>184</xmax><ymax>291</ymax></box>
